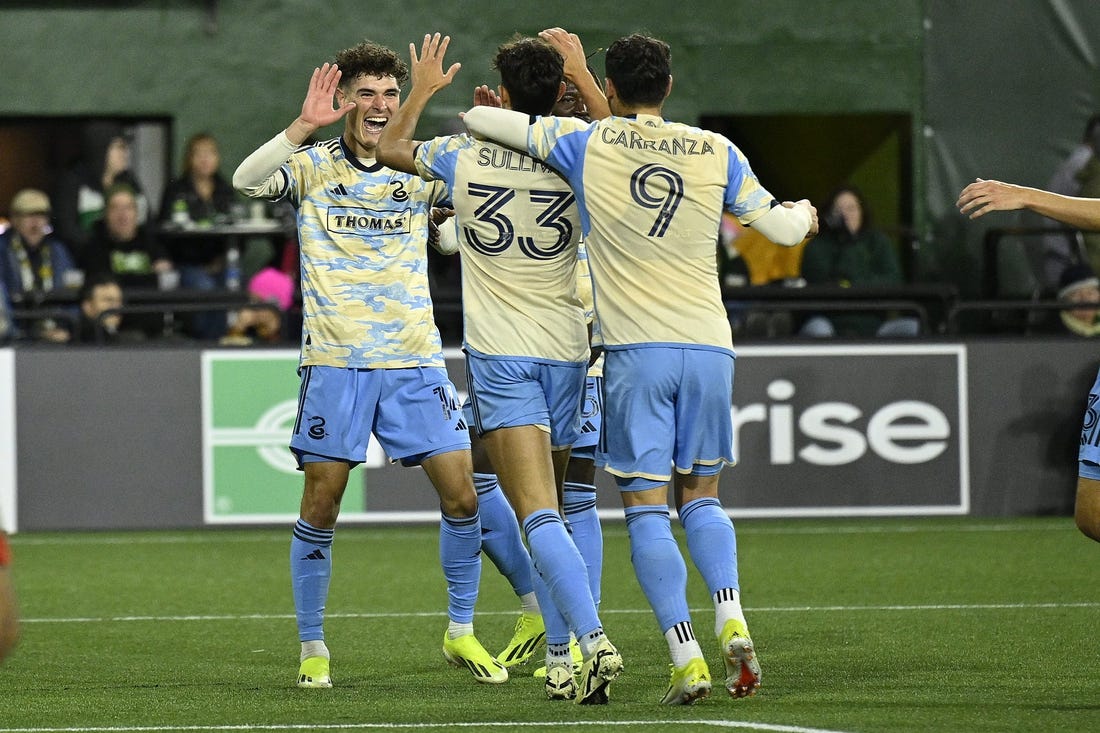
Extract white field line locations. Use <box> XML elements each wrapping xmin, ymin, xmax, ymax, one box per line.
<box><xmin>0</xmin><ymin>721</ymin><xmax>854</xmax><ymax>733</ymax></box>
<box><xmin>20</xmin><ymin>600</ymin><xmax>1100</xmax><ymax>625</ymax></box>
<box><xmin>8</xmin><ymin>520</ymin><xmax>1072</xmax><ymax>546</ymax></box>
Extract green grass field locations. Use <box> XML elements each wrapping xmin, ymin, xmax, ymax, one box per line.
<box><xmin>1</xmin><ymin>517</ymin><xmax>1098</xmax><ymax>732</ymax></box>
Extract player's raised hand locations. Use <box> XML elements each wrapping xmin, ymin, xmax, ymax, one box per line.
<box><xmin>471</xmin><ymin>84</ymin><xmax>502</xmax><ymax>108</ymax></box>
<box><xmin>409</xmin><ymin>33</ymin><xmax>461</xmax><ymax>95</ymax></box>
<box><xmin>300</xmin><ymin>63</ymin><xmax>356</xmax><ymax>128</ymax></box>
<box><xmin>540</xmin><ymin>27</ymin><xmax>589</xmax><ymax>82</ymax></box>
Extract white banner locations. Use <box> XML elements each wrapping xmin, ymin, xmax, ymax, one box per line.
<box><xmin>0</xmin><ymin>349</ymin><xmax>16</xmax><ymax>533</ymax></box>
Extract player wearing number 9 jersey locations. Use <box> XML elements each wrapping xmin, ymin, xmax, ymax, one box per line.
<box><xmin>378</xmin><ymin>33</ymin><xmax>621</xmax><ymax>705</ymax></box>
<box><xmin>464</xmin><ymin>32</ymin><xmax>817</xmax><ymax>704</ymax></box>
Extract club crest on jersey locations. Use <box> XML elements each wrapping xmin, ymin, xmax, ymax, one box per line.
<box><xmin>326</xmin><ymin>207</ymin><xmax>412</xmax><ymax>235</ymax></box>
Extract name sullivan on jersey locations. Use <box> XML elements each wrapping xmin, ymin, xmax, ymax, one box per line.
<box><xmin>599</xmin><ymin>127</ymin><xmax>715</xmax><ymax>156</ymax></box>
<box><xmin>476</xmin><ymin>147</ymin><xmax>555</xmax><ymax>173</ymax></box>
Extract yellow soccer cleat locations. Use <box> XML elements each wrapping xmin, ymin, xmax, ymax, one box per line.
<box><xmin>296</xmin><ymin>656</ymin><xmax>332</xmax><ymax>689</ymax></box>
<box><xmin>719</xmin><ymin>618</ymin><xmax>761</xmax><ymax>698</ymax></box>
<box><xmin>496</xmin><ymin>611</ymin><xmax>546</xmax><ymax>668</ymax></box>
<box><xmin>443</xmin><ymin>631</ymin><xmax>509</xmax><ymax>684</ymax></box>
<box><xmin>660</xmin><ymin>657</ymin><xmax>712</xmax><ymax>705</ymax></box>
<box><xmin>533</xmin><ymin>638</ymin><xmax>583</xmax><ymax>678</ymax></box>
<box><xmin>543</xmin><ymin>661</ymin><xmax>577</xmax><ymax>700</ymax></box>
<box><xmin>575</xmin><ymin>636</ymin><xmax>623</xmax><ymax>705</ymax></box>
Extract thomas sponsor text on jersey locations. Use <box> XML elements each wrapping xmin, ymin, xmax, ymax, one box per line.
<box><xmin>325</xmin><ymin>207</ymin><xmax>412</xmax><ymax>235</ymax></box>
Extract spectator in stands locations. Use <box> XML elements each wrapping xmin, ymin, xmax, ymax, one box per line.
<box><xmin>73</xmin><ymin>273</ymin><xmax>144</xmax><ymax>344</ymax></box>
<box><xmin>82</xmin><ymin>184</ymin><xmax>172</xmax><ymax>287</ymax></box>
<box><xmin>1046</xmin><ymin>263</ymin><xmax>1100</xmax><ymax>337</ymax></box>
<box><xmin>798</xmin><ymin>185</ymin><xmax>919</xmax><ymax>337</ymax></box>
<box><xmin>54</xmin><ymin>121</ymin><xmax>149</xmax><ymax>259</ymax></box>
<box><xmin>0</xmin><ymin>189</ymin><xmax>80</xmax><ymax>342</ymax></box>
<box><xmin>158</xmin><ymin>132</ymin><xmax>240</xmax><ymax>339</ymax></box>
<box><xmin>158</xmin><ymin>132</ymin><xmax>238</xmax><ymax>278</ymax></box>
<box><xmin>1025</xmin><ymin>114</ymin><xmax>1100</xmax><ymax>292</ymax></box>
<box><xmin>0</xmin><ymin>189</ymin><xmax>80</xmax><ymax>298</ymax></box>
<box><xmin>219</xmin><ymin>266</ymin><xmax>296</xmax><ymax>346</ymax></box>
<box><xmin>0</xmin><ymin>281</ymin><xmax>12</xmax><ymax>344</ymax></box>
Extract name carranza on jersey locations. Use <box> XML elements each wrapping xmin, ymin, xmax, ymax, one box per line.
<box><xmin>599</xmin><ymin>127</ymin><xmax>715</xmax><ymax>156</ymax></box>
<box><xmin>325</xmin><ymin>207</ymin><xmax>412</xmax><ymax>235</ymax></box>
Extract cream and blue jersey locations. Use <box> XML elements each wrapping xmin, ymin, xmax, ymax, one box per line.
<box><xmin>276</xmin><ymin>136</ymin><xmax>448</xmax><ymax>368</ymax></box>
<box><xmin>414</xmin><ymin>134</ymin><xmax>587</xmax><ymax>364</ymax></box>
<box><xmin>526</xmin><ymin>113</ymin><xmax>776</xmax><ymax>354</ymax></box>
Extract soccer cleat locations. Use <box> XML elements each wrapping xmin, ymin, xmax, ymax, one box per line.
<box><xmin>442</xmin><ymin>631</ymin><xmax>509</xmax><ymax>684</ymax></box>
<box><xmin>296</xmin><ymin>656</ymin><xmax>332</xmax><ymax>689</ymax></box>
<box><xmin>575</xmin><ymin>636</ymin><xmax>623</xmax><ymax>705</ymax></box>
<box><xmin>533</xmin><ymin>638</ymin><xmax>583</xmax><ymax>678</ymax></box>
<box><xmin>496</xmin><ymin>611</ymin><xmax>546</xmax><ymax>668</ymax></box>
<box><xmin>660</xmin><ymin>657</ymin><xmax>712</xmax><ymax>705</ymax></box>
<box><xmin>720</xmin><ymin>618</ymin><xmax>761</xmax><ymax>698</ymax></box>
<box><xmin>544</xmin><ymin>662</ymin><xmax>577</xmax><ymax>700</ymax></box>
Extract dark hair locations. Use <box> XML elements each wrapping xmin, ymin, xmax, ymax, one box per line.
<box><xmin>79</xmin><ymin>273</ymin><xmax>121</xmax><ymax>303</ymax></box>
<box><xmin>335</xmin><ymin>41</ymin><xmax>408</xmax><ymax>88</ymax></box>
<box><xmin>492</xmin><ymin>36</ymin><xmax>564</xmax><ymax>116</ymax></box>
<box><xmin>604</xmin><ymin>33</ymin><xmax>670</xmax><ymax>107</ymax></box>
<box><xmin>822</xmin><ymin>185</ymin><xmax>872</xmax><ymax>235</ymax></box>
<box><xmin>182</xmin><ymin>132</ymin><xmax>219</xmax><ymax>177</ymax></box>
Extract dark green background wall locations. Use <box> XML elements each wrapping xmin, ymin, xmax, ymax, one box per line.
<box><xmin>3</xmin><ymin>1</ymin><xmax>1099</xmax><ymax>296</ymax></box>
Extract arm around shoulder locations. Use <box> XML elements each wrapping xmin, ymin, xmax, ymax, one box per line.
<box><xmin>462</xmin><ymin>106</ymin><xmax>532</xmax><ymax>152</ymax></box>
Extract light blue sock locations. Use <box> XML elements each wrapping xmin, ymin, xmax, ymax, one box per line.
<box><xmin>624</xmin><ymin>504</ymin><xmax>691</xmax><ymax>632</ymax></box>
<box><xmin>563</xmin><ymin>481</ymin><xmax>603</xmax><ymax>608</ymax></box>
<box><xmin>530</xmin><ymin>555</ymin><xmax>571</xmax><ymax>646</ymax></box>
<box><xmin>523</xmin><ymin>509</ymin><xmax>600</xmax><ymax>639</ymax></box>
<box><xmin>290</xmin><ymin>519</ymin><xmax>334</xmax><ymax>642</ymax></box>
<box><xmin>679</xmin><ymin>497</ymin><xmax>740</xmax><ymax>594</ymax></box>
<box><xmin>474</xmin><ymin>473</ymin><xmax>534</xmax><ymax>597</ymax></box>
<box><xmin>439</xmin><ymin>511</ymin><xmax>482</xmax><ymax>624</ymax></box>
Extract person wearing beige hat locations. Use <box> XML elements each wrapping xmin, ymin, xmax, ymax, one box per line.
<box><xmin>0</xmin><ymin>188</ymin><xmax>81</xmax><ymax>342</ymax></box>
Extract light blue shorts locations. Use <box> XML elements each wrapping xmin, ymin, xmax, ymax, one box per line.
<box><xmin>290</xmin><ymin>364</ymin><xmax>470</xmax><ymax>468</ymax></box>
<box><xmin>465</xmin><ymin>351</ymin><xmax>586</xmax><ymax>450</ymax></box>
<box><xmin>571</xmin><ymin>375</ymin><xmax>604</xmax><ymax>460</ymax></box>
<box><xmin>599</xmin><ymin>346</ymin><xmax>735</xmax><ymax>490</ymax></box>
<box><xmin>1080</xmin><ymin>366</ymin><xmax>1100</xmax><ymax>480</ymax></box>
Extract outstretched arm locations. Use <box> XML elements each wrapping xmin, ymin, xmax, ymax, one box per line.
<box><xmin>957</xmin><ymin>178</ymin><xmax>1100</xmax><ymax>231</ymax></box>
<box><xmin>234</xmin><ymin>63</ymin><xmax>357</xmax><ymax>196</ymax></box>
<box><xmin>377</xmin><ymin>33</ymin><xmax>461</xmax><ymax>174</ymax></box>
<box><xmin>539</xmin><ymin>27</ymin><xmax>610</xmax><ymax>120</ymax></box>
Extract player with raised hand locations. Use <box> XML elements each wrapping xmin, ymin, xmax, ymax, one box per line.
<box><xmin>464</xmin><ymin>32</ymin><xmax>818</xmax><ymax>704</ymax></box>
<box><xmin>378</xmin><ymin>32</ymin><xmax>622</xmax><ymax>705</ymax></box>
<box><xmin>233</xmin><ymin>40</ymin><xmax>504</xmax><ymax>690</ymax></box>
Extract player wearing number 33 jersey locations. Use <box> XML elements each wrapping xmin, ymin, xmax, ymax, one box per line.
<box><xmin>414</xmin><ymin>135</ymin><xmax>587</xmax><ymax>365</ymax></box>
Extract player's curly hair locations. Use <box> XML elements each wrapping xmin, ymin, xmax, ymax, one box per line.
<box><xmin>335</xmin><ymin>41</ymin><xmax>409</xmax><ymax>87</ymax></box>
<box><xmin>492</xmin><ymin>35</ymin><xmax>564</xmax><ymax>117</ymax></box>
<box><xmin>604</xmin><ymin>33</ymin><xmax>670</xmax><ymax>107</ymax></box>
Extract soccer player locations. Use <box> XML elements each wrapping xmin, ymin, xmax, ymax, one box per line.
<box><xmin>377</xmin><ymin>33</ymin><xmax>622</xmax><ymax>704</ymax></box>
<box><xmin>958</xmin><ymin>177</ymin><xmax>1100</xmax><ymax>542</ymax></box>
<box><xmin>233</xmin><ymin>41</ymin><xmax>504</xmax><ymax>689</ymax></box>
<box><xmin>0</xmin><ymin>529</ymin><xmax>17</xmax><ymax>663</ymax></box>
<box><xmin>464</xmin><ymin>33</ymin><xmax>818</xmax><ymax>704</ymax></box>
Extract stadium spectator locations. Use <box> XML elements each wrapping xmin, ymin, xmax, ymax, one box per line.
<box><xmin>0</xmin><ymin>188</ymin><xmax>80</xmax><ymax>342</ymax></box>
<box><xmin>82</xmin><ymin>184</ymin><xmax>172</xmax><ymax>286</ymax></box>
<box><xmin>957</xmin><ymin>179</ymin><xmax>1100</xmax><ymax>543</ymax></box>
<box><xmin>54</xmin><ymin>121</ymin><xmax>149</xmax><ymax>258</ymax></box>
<box><xmin>73</xmin><ymin>273</ymin><xmax>144</xmax><ymax>344</ymax></box>
<box><xmin>464</xmin><ymin>30</ymin><xmax>816</xmax><ymax>704</ymax></box>
<box><xmin>798</xmin><ymin>185</ymin><xmax>918</xmax><ymax>337</ymax></box>
<box><xmin>233</xmin><ymin>41</ymin><xmax>499</xmax><ymax>690</ymax></box>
